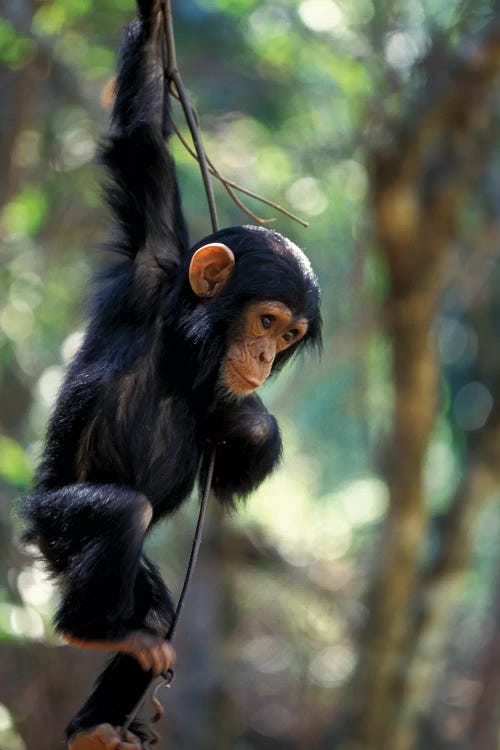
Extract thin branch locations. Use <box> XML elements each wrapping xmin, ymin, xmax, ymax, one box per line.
<box><xmin>220</xmin><ymin>180</ymin><xmax>276</xmax><ymax>225</ymax></box>
<box><xmin>162</xmin><ymin>1</ymin><xmax>218</xmax><ymax>232</ymax></box>
<box><xmin>171</xmin><ymin>116</ymin><xmax>309</xmax><ymax>227</ymax></box>
<box><xmin>171</xmin><ymin>119</ymin><xmax>271</xmax><ymax>224</ymax></box>
<box><xmin>162</xmin><ymin>1</ymin><xmax>309</xmax><ymax>229</ymax></box>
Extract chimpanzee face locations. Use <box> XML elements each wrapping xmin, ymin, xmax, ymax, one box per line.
<box><xmin>221</xmin><ymin>300</ymin><xmax>307</xmax><ymax>394</ymax></box>
<box><xmin>188</xmin><ymin>242</ymin><xmax>309</xmax><ymax>395</ymax></box>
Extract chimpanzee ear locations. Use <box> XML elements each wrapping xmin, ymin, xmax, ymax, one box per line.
<box><xmin>188</xmin><ymin>243</ymin><xmax>235</xmax><ymax>298</ymax></box>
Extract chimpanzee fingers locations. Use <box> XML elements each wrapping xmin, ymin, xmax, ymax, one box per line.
<box><xmin>160</xmin><ymin>641</ymin><xmax>175</xmax><ymax>673</ymax></box>
<box><xmin>149</xmin><ymin>645</ymin><xmax>163</xmax><ymax>675</ymax></box>
<box><xmin>115</xmin><ymin>727</ymin><xmax>143</xmax><ymax>750</ymax></box>
<box><xmin>135</xmin><ymin>649</ymin><xmax>153</xmax><ymax>672</ymax></box>
<box><xmin>127</xmin><ymin>632</ymin><xmax>176</xmax><ymax>675</ymax></box>
<box><xmin>154</xmin><ymin>641</ymin><xmax>172</xmax><ymax>675</ymax></box>
<box><xmin>150</xmin><ymin>641</ymin><xmax>174</xmax><ymax>675</ymax></box>
<box><xmin>121</xmin><ymin>727</ymin><xmax>141</xmax><ymax>747</ymax></box>
<box><xmin>136</xmin><ymin>648</ymin><xmax>158</xmax><ymax>674</ymax></box>
<box><xmin>68</xmin><ymin>723</ymin><xmax>142</xmax><ymax>749</ymax></box>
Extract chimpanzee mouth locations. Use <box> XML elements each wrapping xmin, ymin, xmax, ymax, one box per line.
<box><xmin>228</xmin><ymin>362</ymin><xmax>262</xmax><ymax>390</ymax></box>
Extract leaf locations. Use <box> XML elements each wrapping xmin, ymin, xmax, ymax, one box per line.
<box><xmin>0</xmin><ymin>436</ymin><xmax>32</xmax><ymax>488</ymax></box>
<box><xmin>2</xmin><ymin>187</ymin><xmax>48</xmax><ymax>239</ymax></box>
<box><xmin>0</xmin><ymin>18</ymin><xmax>34</xmax><ymax>68</ymax></box>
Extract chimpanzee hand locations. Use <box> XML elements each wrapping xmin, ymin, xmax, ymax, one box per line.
<box><xmin>204</xmin><ymin>396</ymin><xmax>282</xmax><ymax>503</ymax></box>
<box><xmin>68</xmin><ymin>723</ymin><xmax>142</xmax><ymax>750</ymax></box>
<box><xmin>136</xmin><ymin>0</ymin><xmax>165</xmax><ymax>20</ymax></box>
<box><xmin>208</xmin><ymin>396</ymin><xmax>278</xmax><ymax>448</ymax></box>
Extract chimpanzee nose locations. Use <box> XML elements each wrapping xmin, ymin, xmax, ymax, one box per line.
<box><xmin>258</xmin><ymin>344</ymin><xmax>275</xmax><ymax>364</ymax></box>
<box><xmin>251</xmin><ymin>338</ymin><xmax>275</xmax><ymax>365</ymax></box>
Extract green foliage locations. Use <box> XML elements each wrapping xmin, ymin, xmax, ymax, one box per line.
<box><xmin>0</xmin><ymin>436</ymin><xmax>32</xmax><ymax>488</ymax></box>
<box><xmin>33</xmin><ymin>0</ymin><xmax>94</xmax><ymax>35</ymax></box>
<box><xmin>198</xmin><ymin>0</ymin><xmax>259</xmax><ymax>12</ymax></box>
<box><xmin>3</xmin><ymin>188</ymin><xmax>48</xmax><ymax>239</ymax></box>
<box><xmin>55</xmin><ymin>33</ymin><xmax>114</xmax><ymax>78</ymax></box>
<box><xmin>0</xmin><ymin>19</ymin><xmax>34</xmax><ymax>68</ymax></box>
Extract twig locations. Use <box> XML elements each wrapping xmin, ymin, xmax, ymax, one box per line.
<box><xmin>161</xmin><ymin>0</ymin><xmax>308</xmax><ymax>229</ymax></box>
<box><xmin>172</xmin><ymin>120</ymin><xmax>271</xmax><ymax>224</ymax></box>
<box><xmin>170</xmin><ymin>117</ymin><xmax>309</xmax><ymax>227</ymax></box>
<box><xmin>162</xmin><ymin>1</ymin><xmax>218</xmax><ymax>232</ymax></box>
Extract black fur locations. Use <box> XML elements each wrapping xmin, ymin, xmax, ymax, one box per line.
<box><xmin>20</xmin><ymin>0</ymin><xmax>321</xmax><ymax>742</ymax></box>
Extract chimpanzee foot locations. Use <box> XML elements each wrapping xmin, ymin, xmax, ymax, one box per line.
<box><xmin>120</xmin><ymin>630</ymin><xmax>175</xmax><ymax>674</ymax></box>
<box><xmin>64</xmin><ymin>630</ymin><xmax>175</xmax><ymax>676</ymax></box>
<box><xmin>68</xmin><ymin>723</ymin><xmax>142</xmax><ymax>749</ymax></box>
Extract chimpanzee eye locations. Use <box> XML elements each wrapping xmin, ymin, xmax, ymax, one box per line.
<box><xmin>282</xmin><ymin>329</ymin><xmax>298</xmax><ymax>344</ymax></box>
<box><xmin>260</xmin><ymin>315</ymin><xmax>274</xmax><ymax>329</ymax></box>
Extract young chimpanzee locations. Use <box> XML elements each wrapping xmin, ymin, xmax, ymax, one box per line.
<box><xmin>21</xmin><ymin>0</ymin><xmax>321</xmax><ymax>747</ymax></box>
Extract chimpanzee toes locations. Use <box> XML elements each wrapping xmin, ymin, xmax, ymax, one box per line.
<box><xmin>67</xmin><ymin>723</ymin><xmax>142</xmax><ymax>749</ymax></box>
<box><xmin>124</xmin><ymin>630</ymin><xmax>175</xmax><ymax>675</ymax></box>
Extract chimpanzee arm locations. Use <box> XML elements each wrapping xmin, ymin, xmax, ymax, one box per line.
<box><xmin>203</xmin><ymin>395</ymin><xmax>283</xmax><ymax>505</ymax></box>
<box><xmin>101</xmin><ymin>0</ymin><xmax>188</xmax><ymax>268</ymax></box>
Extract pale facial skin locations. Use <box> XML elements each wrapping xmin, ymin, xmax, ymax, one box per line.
<box><xmin>189</xmin><ymin>243</ymin><xmax>309</xmax><ymax>394</ymax></box>
<box><xmin>223</xmin><ymin>301</ymin><xmax>308</xmax><ymax>394</ymax></box>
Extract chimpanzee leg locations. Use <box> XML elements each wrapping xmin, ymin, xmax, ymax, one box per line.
<box><xmin>22</xmin><ymin>483</ymin><xmax>154</xmax><ymax>640</ymax></box>
<box><xmin>66</xmin><ymin>558</ymin><xmax>174</xmax><ymax>743</ymax></box>
<box><xmin>66</xmin><ymin>656</ymin><xmax>151</xmax><ymax>749</ymax></box>
<box><xmin>66</xmin><ymin>558</ymin><xmax>172</xmax><ymax>737</ymax></box>
<box><xmin>133</xmin><ymin>555</ymin><xmax>175</xmax><ymax>635</ymax></box>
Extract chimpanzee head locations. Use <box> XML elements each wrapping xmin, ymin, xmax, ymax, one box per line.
<box><xmin>173</xmin><ymin>225</ymin><xmax>321</xmax><ymax>397</ymax></box>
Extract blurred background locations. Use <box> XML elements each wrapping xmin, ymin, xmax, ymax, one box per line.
<box><xmin>1</xmin><ymin>0</ymin><xmax>500</xmax><ymax>748</ymax></box>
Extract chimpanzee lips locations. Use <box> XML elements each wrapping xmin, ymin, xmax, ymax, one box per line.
<box><xmin>228</xmin><ymin>362</ymin><xmax>264</xmax><ymax>390</ymax></box>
